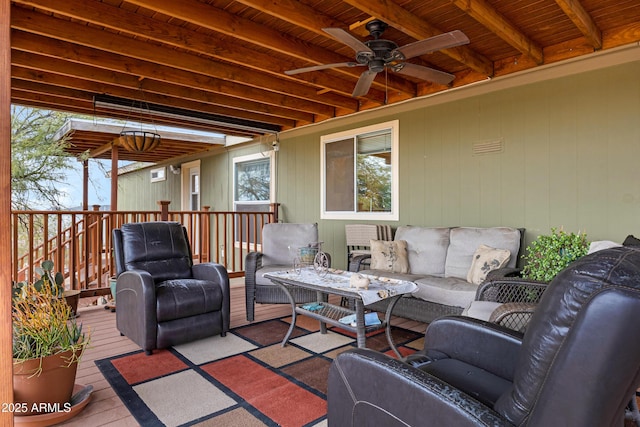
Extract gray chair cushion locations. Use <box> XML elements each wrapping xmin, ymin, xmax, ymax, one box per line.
<box><xmin>261</xmin><ymin>223</ymin><xmax>318</xmax><ymax>267</ymax></box>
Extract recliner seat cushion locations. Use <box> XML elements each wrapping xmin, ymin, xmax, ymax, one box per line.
<box><xmin>156</xmin><ymin>279</ymin><xmax>223</xmax><ymax>322</ymax></box>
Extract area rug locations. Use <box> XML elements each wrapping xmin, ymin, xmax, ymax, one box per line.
<box><xmin>95</xmin><ymin>316</ymin><xmax>424</xmax><ymax>427</ymax></box>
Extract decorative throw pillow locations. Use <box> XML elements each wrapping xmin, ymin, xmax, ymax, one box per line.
<box><xmin>467</xmin><ymin>244</ymin><xmax>511</xmax><ymax>285</ymax></box>
<box><xmin>370</xmin><ymin>240</ymin><xmax>410</xmax><ymax>274</ymax></box>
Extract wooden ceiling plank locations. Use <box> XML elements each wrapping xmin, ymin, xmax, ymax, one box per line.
<box><xmin>340</xmin><ymin>0</ymin><xmax>494</xmax><ymax>77</ymax></box>
<box><xmin>12</xmin><ymin>0</ymin><xmax>390</xmax><ymax>103</ymax></box>
<box><xmin>10</xmin><ymin>7</ymin><xmax>358</xmax><ymax>113</ymax></box>
<box><xmin>11</xmin><ymin>64</ymin><xmax>300</xmax><ymax>128</ymax></box>
<box><xmin>230</xmin><ymin>0</ymin><xmax>416</xmax><ymax>96</ymax></box>
<box><xmin>11</xmin><ymin>29</ymin><xmax>335</xmax><ymax>118</ymax></box>
<box><xmin>11</xmin><ymin>50</ymin><xmax>307</xmax><ymax>126</ymax></box>
<box><xmin>123</xmin><ymin>0</ymin><xmax>415</xmax><ymax>97</ymax></box>
<box><xmin>450</xmin><ymin>0</ymin><xmax>544</xmax><ymax>65</ymax></box>
<box><xmin>554</xmin><ymin>0</ymin><xmax>602</xmax><ymax>50</ymax></box>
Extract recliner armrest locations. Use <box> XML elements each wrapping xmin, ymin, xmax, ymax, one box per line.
<box><xmin>423</xmin><ymin>316</ymin><xmax>522</xmax><ymax>381</ymax></box>
<box><xmin>115</xmin><ymin>270</ymin><xmax>158</xmax><ymax>351</ymax></box>
<box><xmin>193</xmin><ymin>263</ymin><xmax>231</xmax><ymax>331</ymax></box>
<box><xmin>328</xmin><ymin>348</ymin><xmax>513</xmax><ymax>427</ymax></box>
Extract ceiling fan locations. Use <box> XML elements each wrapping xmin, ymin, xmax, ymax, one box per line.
<box><xmin>285</xmin><ymin>20</ymin><xmax>470</xmax><ymax>97</ymax></box>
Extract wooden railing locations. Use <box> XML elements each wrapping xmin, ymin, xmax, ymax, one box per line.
<box><xmin>11</xmin><ymin>202</ymin><xmax>279</xmax><ymax>294</ymax></box>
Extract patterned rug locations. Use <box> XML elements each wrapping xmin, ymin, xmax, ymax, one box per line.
<box><xmin>95</xmin><ymin>316</ymin><xmax>424</xmax><ymax>427</ymax></box>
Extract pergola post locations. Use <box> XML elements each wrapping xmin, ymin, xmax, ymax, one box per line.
<box><xmin>1</xmin><ymin>0</ymin><xmax>14</xmax><ymax>423</ymax></box>
<box><xmin>110</xmin><ymin>143</ymin><xmax>118</xmax><ymax>211</ymax></box>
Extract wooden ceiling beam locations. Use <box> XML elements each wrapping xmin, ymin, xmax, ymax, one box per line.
<box><xmin>123</xmin><ymin>0</ymin><xmax>416</xmax><ymax>97</ymax></box>
<box><xmin>449</xmin><ymin>0</ymin><xmax>544</xmax><ymax>65</ymax></box>
<box><xmin>11</xmin><ymin>29</ymin><xmax>333</xmax><ymax>119</ymax></box>
<box><xmin>10</xmin><ymin>7</ymin><xmax>358</xmax><ymax>113</ymax></box>
<box><xmin>12</xmin><ymin>0</ymin><xmax>391</xmax><ymax>104</ymax></box>
<box><xmin>554</xmin><ymin>0</ymin><xmax>602</xmax><ymax>50</ymax></box>
<box><xmin>340</xmin><ymin>0</ymin><xmax>494</xmax><ymax>77</ymax></box>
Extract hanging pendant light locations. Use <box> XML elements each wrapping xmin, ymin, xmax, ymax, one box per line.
<box><xmin>119</xmin><ymin>130</ymin><xmax>161</xmax><ymax>153</ymax></box>
<box><xmin>117</xmin><ymin>83</ymin><xmax>162</xmax><ymax>153</ymax></box>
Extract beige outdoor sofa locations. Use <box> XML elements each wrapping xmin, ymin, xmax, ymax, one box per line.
<box><xmin>350</xmin><ymin>226</ymin><xmax>525</xmax><ymax>324</ymax></box>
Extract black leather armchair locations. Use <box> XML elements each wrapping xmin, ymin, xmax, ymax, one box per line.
<box><xmin>113</xmin><ymin>221</ymin><xmax>230</xmax><ymax>355</ymax></box>
<box><xmin>329</xmin><ymin>246</ymin><xmax>640</xmax><ymax>426</ymax></box>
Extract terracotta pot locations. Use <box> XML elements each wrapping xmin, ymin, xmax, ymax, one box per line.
<box><xmin>13</xmin><ymin>349</ymin><xmax>79</xmax><ymax>416</ymax></box>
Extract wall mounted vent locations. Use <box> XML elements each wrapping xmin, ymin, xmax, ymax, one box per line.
<box><xmin>473</xmin><ymin>138</ymin><xmax>504</xmax><ymax>155</ymax></box>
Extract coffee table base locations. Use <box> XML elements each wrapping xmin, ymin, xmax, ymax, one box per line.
<box><xmin>274</xmin><ymin>281</ymin><xmax>401</xmax><ymax>351</ymax></box>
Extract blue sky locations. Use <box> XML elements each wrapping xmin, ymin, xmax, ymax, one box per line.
<box><xmin>59</xmin><ymin>159</ymin><xmax>112</xmax><ymax>209</ymax></box>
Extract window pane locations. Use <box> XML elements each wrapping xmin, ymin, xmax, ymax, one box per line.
<box><xmin>356</xmin><ymin>130</ymin><xmax>391</xmax><ymax>213</ymax></box>
<box><xmin>235</xmin><ymin>158</ymin><xmax>270</xmax><ymax>202</ymax></box>
<box><xmin>325</xmin><ymin>138</ymin><xmax>354</xmax><ymax>211</ymax></box>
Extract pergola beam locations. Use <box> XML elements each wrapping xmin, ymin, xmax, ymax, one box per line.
<box><xmin>554</xmin><ymin>0</ymin><xmax>602</xmax><ymax>50</ymax></box>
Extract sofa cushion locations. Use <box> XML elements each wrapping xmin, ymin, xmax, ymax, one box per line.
<box><xmin>370</xmin><ymin>240</ymin><xmax>409</xmax><ymax>273</ymax></box>
<box><xmin>466</xmin><ymin>244</ymin><xmax>511</xmax><ymax>285</ymax></box>
<box><xmin>412</xmin><ymin>275</ymin><xmax>477</xmax><ymax>308</ymax></box>
<box><xmin>445</xmin><ymin>227</ymin><xmax>521</xmax><ymax>280</ymax></box>
<box><xmin>357</xmin><ymin>269</ymin><xmax>425</xmax><ymax>283</ymax></box>
<box><xmin>394</xmin><ymin>226</ymin><xmax>451</xmax><ymax>276</ymax></box>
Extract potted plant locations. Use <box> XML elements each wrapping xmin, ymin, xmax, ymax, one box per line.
<box><xmin>12</xmin><ymin>261</ymin><xmax>90</xmax><ymax>417</ymax></box>
<box><xmin>521</xmin><ymin>227</ymin><xmax>590</xmax><ymax>282</ymax></box>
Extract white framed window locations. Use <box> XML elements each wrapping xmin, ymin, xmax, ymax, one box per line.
<box><xmin>150</xmin><ymin>167</ymin><xmax>166</xmax><ymax>182</ymax></box>
<box><xmin>180</xmin><ymin>160</ymin><xmax>200</xmax><ymax>211</ymax></box>
<box><xmin>233</xmin><ymin>152</ymin><xmax>275</xmax><ymax>248</ymax></box>
<box><xmin>321</xmin><ymin>120</ymin><xmax>399</xmax><ymax>220</ymax></box>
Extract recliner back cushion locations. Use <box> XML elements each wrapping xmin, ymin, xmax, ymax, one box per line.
<box><xmin>119</xmin><ymin>221</ymin><xmax>193</xmax><ymax>282</ymax></box>
<box><xmin>445</xmin><ymin>227</ymin><xmax>521</xmax><ymax>279</ymax></box>
<box><xmin>394</xmin><ymin>226</ymin><xmax>451</xmax><ymax>276</ymax></box>
<box><xmin>262</xmin><ymin>223</ymin><xmax>318</xmax><ymax>267</ymax></box>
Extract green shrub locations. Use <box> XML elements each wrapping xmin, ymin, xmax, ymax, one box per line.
<box><xmin>521</xmin><ymin>228</ymin><xmax>589</xmax><ymax>282</ymax></box>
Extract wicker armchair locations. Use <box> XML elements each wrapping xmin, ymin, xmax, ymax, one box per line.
<box><xmin>471</xmin><ymin>276</ymin><xmax>548</xmax><ymax>332</ymax></box>
<box><xmin>244</xmin><ymin>223</ymin><xmax>330</xmax><ymax>322</ymax></box>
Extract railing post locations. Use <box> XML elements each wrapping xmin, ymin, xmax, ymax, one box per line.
<box><xmin>158</xmin><ymin>200</ymin><xmax>171</xmax><ymax>221</ymax></box>
<box><xmin>270</xmin><ymin>202</ymin><xmax>280</xmax><ymax>223</ymax></box>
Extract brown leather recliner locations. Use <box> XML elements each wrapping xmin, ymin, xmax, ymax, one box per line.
<box><xmin>328</xmin><ymin>246</ymin><xmax>640</xmax><ymax>426</ymax></box>
<box><xmin>113</xmin><ymin>221</ymin><xmax>230</xmax><ymax>355</ymax></box>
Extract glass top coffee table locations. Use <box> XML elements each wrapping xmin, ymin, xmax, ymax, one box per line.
<box><xmin>264</xmin><ymin>268</ymin><xmax>417</xmax><ymax>352</ymax></box>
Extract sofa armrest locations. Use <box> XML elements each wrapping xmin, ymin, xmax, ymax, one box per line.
<box><xmin>115</xmin><ymin>270</ymin><xmax>157</xmax><ymax>351</ymax></box>
<box><xmin>348</xmin><ymin>253</ymin><xmax>371</xmax><ymax>272</ymax></box>
<box><xmin>485</xmin><ymin>267</ymin><xmax>522</xmax><ymax>280</ymax></box>
<box><xmin>192</xmin><ymin>263</ymin><xmax>231</xmax><ymax>331</ymax></box>
<box><xmin>423</xmin><ymin>316</ymin><xmax>523</xmax><ymax>381</ymax></box>
<box><xmin>328</xmin><ymin>348</ymin><xmax>513</xmax><ymax>427</ymax></box>
<box><xmin>476</xmin><ymin>278</ymin><xmax>548</xmax><ymax>304</ymax></box>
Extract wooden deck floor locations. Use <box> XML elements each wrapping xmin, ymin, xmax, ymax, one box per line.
<box><xmin>53</xmin><ymin>278</ymin><xmax>426</xmax><ymax>426</ymax></box>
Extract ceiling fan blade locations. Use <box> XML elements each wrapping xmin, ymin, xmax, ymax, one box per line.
<box><xmin>284</xmin><ymin>62</ymin><xmax>361</xmax><ymax>75</ymax></box>
<box><xmin>395</xmin><ymin>63</ymin><xmax>455</xmax><ymax>85</ymax></box>
<box><xmin>323</xmin><ymin>28</ymin><xmax>374</xmax><ymax>54</ymax></box>
<box><xmin>352</xmin><ymin>70</ymin><xmax>377</xmax><ymax>97</ymax></box>
<box><xmin>394</xmin><ymin>30</ymin><xmax>469</xmax><ymax>60</ymax></box>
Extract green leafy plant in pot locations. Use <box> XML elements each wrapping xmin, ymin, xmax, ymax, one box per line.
<box><xmin>12</xmin><ymin>261</ymin><xmax>90</xmax><ymax>416</ymax></box>
<box><xmin>521</xmin><ymin>227</ymin><xmax>590</xmax><ymax>282</ymax></box>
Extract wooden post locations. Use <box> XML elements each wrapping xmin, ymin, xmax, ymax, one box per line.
<box><xmin>270</xmin><ymin>202</ymin><xmax>280</xmax><ymax>223</ymax></box>
<box><xmin>82</xmin><ymin>159</ymin><xmax>89</xmax><ymax>211</ymax></box>
<box><xmin>158</xmin><ymin>200</ymin><xmax>171</xmax><ymax>221</ymax></box>
<box><xmin>0</xmin><ymin>0</ymin><xmax>14</xmax><ymax>422</ymax></box>
<box><xmin>110</xmin><ymin>143</ymin><xmax>118</xmax><ymax>211</ymax></box>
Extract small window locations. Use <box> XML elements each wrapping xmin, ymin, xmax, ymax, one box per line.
<box><xmin>321</xmin><ymin>120</ymin><xmax>399</xmax><ymax>220</ymax></box>
<box><xmin>150</xmin><ymin>167</ymin><xmax>166</xmax><ymax>182</ymax></box>
<box><xmin>233</xmin><ymin>152</ymin><xmax>274</xmax><ymax>248</ymax></box>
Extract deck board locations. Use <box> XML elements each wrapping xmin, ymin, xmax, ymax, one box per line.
<box><xmin>53</xmin><ymin>278</ymin><xmax>425</xmax><ymax>426</ymax></box>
